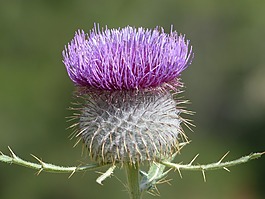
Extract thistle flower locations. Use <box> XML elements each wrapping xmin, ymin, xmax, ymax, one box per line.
<box><xmin>1</xmin><ymin>22</ymin><xmax>263</xmax><ymax>199</ymax></box>
<box><xmin>63</xmin><ymin>24</ymin><xmax>193</xmax><ymax>165</ymax></box>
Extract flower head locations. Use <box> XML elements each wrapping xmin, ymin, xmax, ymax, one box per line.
<box><xmin>63</xmin><ymin>24</ymin><xmax>193</xmax><ymax>91</ymax></box>
<box><xmin>64</xmin><ymin>24</ymin><xmax>193</xmax><ymax>165</ymax></box>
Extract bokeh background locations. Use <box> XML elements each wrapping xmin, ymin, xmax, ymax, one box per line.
<box><xmin>0</xmin><ymin>0</ymin><xmax>264</xmax><ymax>199</ymax></box>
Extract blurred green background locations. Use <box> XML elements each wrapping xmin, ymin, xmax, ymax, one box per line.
<box><xmin>0</xmin><ymin>0</ymin><xmax>264</xmax><ymax>198</ymax></box>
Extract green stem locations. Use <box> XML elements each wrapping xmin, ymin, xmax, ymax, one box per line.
<box><xmin>160</xmin><ymin>152</ymin><xmax>265</xmax><ymax>181</ymax></box>
<box><xmin>161</xmin><ymin>152</ymin><xmax>264</xmax><ymax>172</ymax></box>
<box><xmin>125</xmin><ymin>163</ymin><xmax>142</xmax><ymax>199</ymax></box>
<box><xmin>0</xmin><ymin>147</ymin><xmax>107</xmax><ymax>176</ymax></box>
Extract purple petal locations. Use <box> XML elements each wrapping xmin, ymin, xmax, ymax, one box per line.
<box><xmin>62</xmin><ymin>24</ymin><xmax>193</xmax><ymax>91</ymax></box>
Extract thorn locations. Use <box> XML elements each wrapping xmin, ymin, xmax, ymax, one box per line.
<box><xmin>178</xmin><ymin>140</ymin><xmax>191</xmax><ymax>147</ymax></box>
<box><xmin>176</xmin><ymin>166</ymin><xmax>183</xmax><ymax>178</ymax></box>
<box><xmin>30</xmin><ymin>154</ymin><xmax>44</xmax><ymax>165</ymax></box>
<box><xmin>147</xmin><ymin>190</ymin><xmax>157</xmax><ymax>196</ymax></box>
<box><xmin>218</xmin><ymin>151</ymin><xmax>230</xmax><ymax>164</ymax></box>
<box><xmin>157</xmin><ymin>176</ymin><xmax>172</xmax><ymax>186</ymax></box>
<box><xmin>154</xmin><ymin>185</ymin><xmax>160</xmax><ymax>196</ymax></box>
<box><xmin>189</xmin><ymin>154</ymin><xmax>199</xmax><ymax>165</ymax></box>
<box><xmin>147</xmin><ymin>184</ymin><xmax>160</xmax><ymax>196</ymax></box>
<box><xmin>30</xmin><ymin>154</ymin><xmax>47</xmax><ymax>172</ymax></box>
<box><xmin>36</xmin><ymin>168</ymin><xmax>43</xmax><ymax>176</ymax></box>
<box><xmin>68</xmin><ymin>169</ymin><xmax>76</xmax><ymax>178</ymax></box>
<box><xmin>73</xmin><ymin>137</ymin><xmax>82</xmax><ymax>148</ymax></box>
<box><xmin>67</xmin><ymin>122</ymin><xmax>79</xmax><ymax>130</ymax></box>
<box><xmin>163</xmin><ymin>168</ymin><xmax>173</xmax><ymax>176</ymax></box>
<box><xmin>178</xmin><ymin>141</ymin><xmax>191</xmax><ymax>151</ymax></box>
<box><xmin>8</xmin><ymin>146</ymin><xmax>17</xmax><ymax>158</ymax></box>
<box><xmin>223</xmin><ymin>167</ymin><xmax>230</xmax><ymax>172</ymax></box>
<box><xmin>202</xmin><ymin>170</ymin><xmax>206</xmax><ymax>182</ymax></box>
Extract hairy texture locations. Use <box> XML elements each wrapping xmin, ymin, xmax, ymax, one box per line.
<box><xmin>71</xmin><ymin>89</ymin><xmax>186</xmax><ymax>164</ymax></box>
<box><xmin>63</xmin><ymin>24</ymin><xmax>193</xmax><ymax>91</ymax></box>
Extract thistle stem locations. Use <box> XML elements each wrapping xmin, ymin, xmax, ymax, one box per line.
<box><xmin>0</xmin><ymin>147</ymin><xmax>107</xmax><ymax>176</ymax></box>
<box><xmin>125</xmin><ymin>163</ymin><xmax>142</xmax><ymax>199</ymax></box>
<box><xmin>160</xmin><ymin>152</ymin><xmax>265</xmax><ymax>181</ymax></box>
<box><xmin>161</xmin><ymin>152</ymin><xmax>264</xmax><ymax>172</ymax></box>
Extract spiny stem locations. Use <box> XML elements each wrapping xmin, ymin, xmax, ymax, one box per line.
<box><xmin>0</xmin><ymin>147</ymin><xmax>108</xmax><ymax>176</ymax></box>
<box><xmin>125</xmin><ymin>163</ymin><xmax>142</xmax><ymax>199</ymax></box>
<box><xmin>160</xmin><ymin>152</ymin><xmax>265</xmax><ymax>181</ymax></box>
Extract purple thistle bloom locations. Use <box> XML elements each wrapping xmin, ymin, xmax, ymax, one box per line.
<box><xmin>64</xmin><ymin>24</ymin><xmax>194</xmax><ymax>164</ymax></box>
<box><xmin>63</xmin><ymin>24</ymin><xmax>193</xmax><ymax>91</ymax></box>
